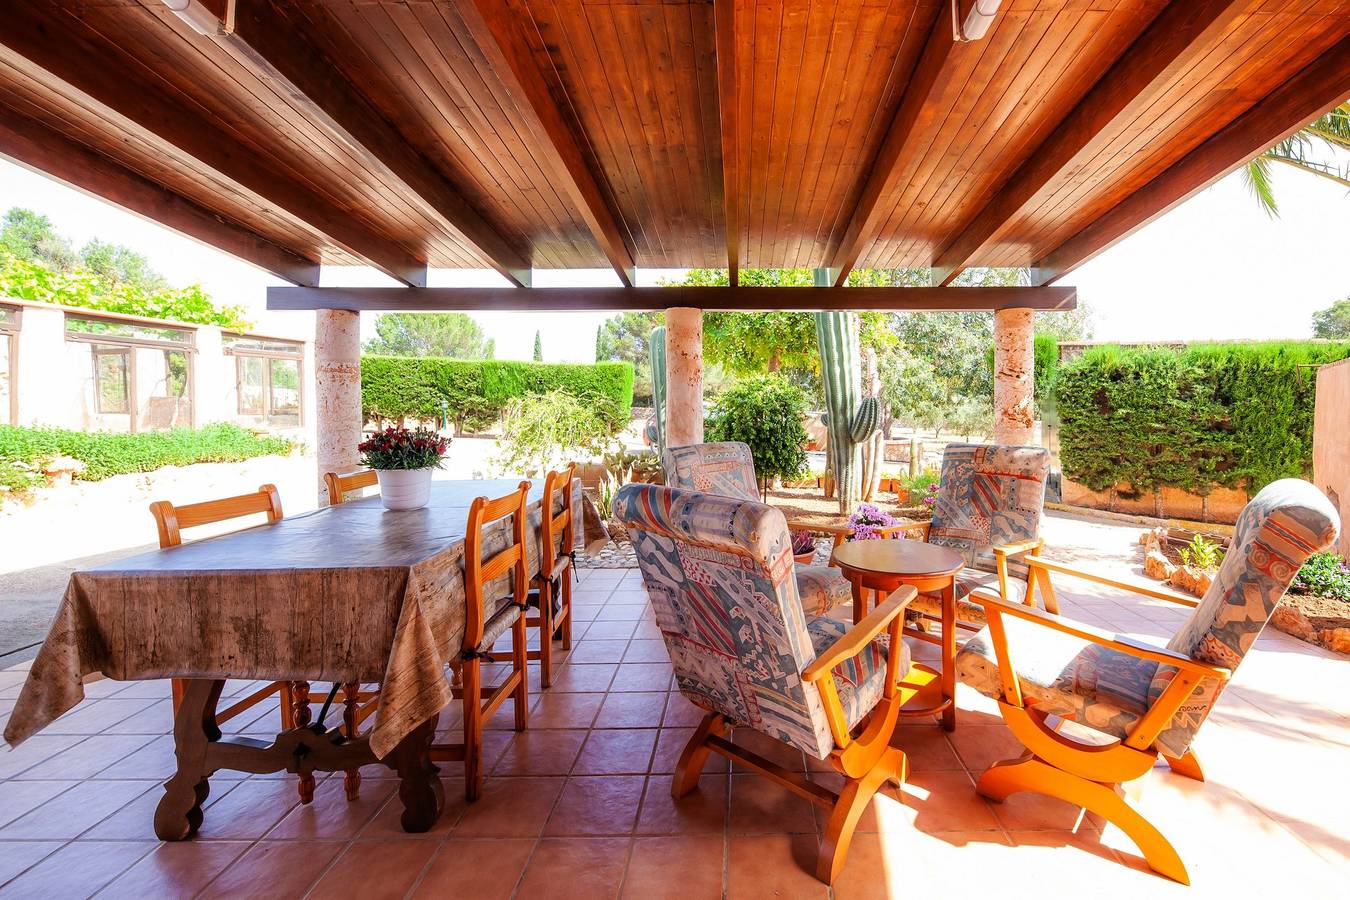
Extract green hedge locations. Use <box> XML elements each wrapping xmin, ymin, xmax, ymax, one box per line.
<box><xmin>361</xmin><ymin>357</ymin><xmax>635</xmax><ymax>433</ymax></box>
<box><xmin>0</xmin><ymin>423</ymin><xmax>295</xmax><ymax>491</ymax></box>
<box><xmin>1055</xmin><ymin>341</ymin><xmax>1350</xmax><ymax>496</ymax></box>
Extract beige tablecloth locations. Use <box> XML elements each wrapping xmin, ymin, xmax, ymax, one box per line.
<box><xmin>4</xmin><ymin>478</ymin><xmax>606</xmax><ymax>758</ymax></box>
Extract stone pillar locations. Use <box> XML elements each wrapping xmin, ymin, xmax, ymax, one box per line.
<box><xmin>1313</xmin><ymin>357</ymin><xmax>1350</xmax><ymax>557</ymax></box>
<box><xmin>993</xmin><ymin>307</ymin><xmax>1035</xmax><ymax>446</ymax></box>
<box><xmin>314</xmin><ymin>309</ymin><xmax>362</xmax><ymax>506</ymax></box>
<box><xmin>664</xmin><ymin>306</ymin><xmax>703</xmax><ymax>447</ymax></box>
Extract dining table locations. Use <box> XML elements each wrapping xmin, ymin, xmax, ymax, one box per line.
<box><xmin>3</xmin><ymin>477</ymin><xmax>607</xmax><ymax>839</ymax></box>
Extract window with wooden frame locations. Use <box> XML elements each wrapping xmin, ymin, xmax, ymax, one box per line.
<box><xmin>223</xmin><ymin>333</ymin><xmax>304</xmax><ymax>427</ymax></box>
<box><xmin>0</xmin><ymin>304</ymin><xmax>19</xmax><ymax>424</ymax></box>
<box><xmin>65</xmin><ymin>313</ymin><xmax>196</xmax><ymax>431</ymax></box>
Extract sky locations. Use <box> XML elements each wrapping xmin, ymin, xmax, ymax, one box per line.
<box><xmin>1</xmin><ymin>150</ymin><xmax>1346</xmax><ymax>360</ymax></box>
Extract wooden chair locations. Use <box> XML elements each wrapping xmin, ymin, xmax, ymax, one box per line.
<box><xmin>431</xmin><ymin>481</ymin><xmax>532</xmax><ymax>802</ymax></box>
<box><xmin>954</xmin><ymin>478</ymin><xmax>1339</xmax><ymax>884</ymax></box>
<box><xmin>323</xmin><ymin>468</ymin><xmax>378</xmax><ymax>505</ymax></box>
<box><xmin>616</xmin><ymin>481</ymin><xmax>942</xmax><ymax>884</ymax></box>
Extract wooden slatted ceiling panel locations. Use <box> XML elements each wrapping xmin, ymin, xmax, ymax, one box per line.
<box><xmin>860</xmin><ymin>0</ymin><xmax>1164</xmax><ymax>270</ymax></box>
<box><xmin>739</xmin><ymin>0</ymin><xmax>939</xmax><ymax>269</ymax></box>
<box><xmin>0</xmin><ymin>56</ymin><xmax>353</xmax><ymax>268</ymax></box>
<box><xmin>68</xmin><ymin>1</ymin><xmax>486</xmax><ymax>270</ymax></box>
<box><xmin>986</xmin><ymin>0</ymin><xmax>1350</xmax><ymax>266</ymax></box>
<box><xmin>518</xmin><ymin>0</ymin><xmax>723</xmax><ymax>268</ymax></box>
<box><xmin>286</xmin><ymin>0</ymin><xmax>605</xmax><ymax>270</ymax></box>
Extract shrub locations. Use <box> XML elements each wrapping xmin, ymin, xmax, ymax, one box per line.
<box><xmin>494</xmin><ymin>389</ymin><xmax>615</xmax><ymax>476</ymax></box>
<box><xmin>705</xmin><ymin>375</ymin><xmax>809</xmax><ymax>493</ymax></box>
<box><xmin>361</xmin><ymin>357</ymin><xmax>634</xmax><ymax>434</ymax></box>
<box><xmin>1055</xmin><ymin>341</ymin><xmax>1350</xmax><ymax>496</ymax></box>
<box><xmin>0</xmin><ymin>423</ymin><xmax>295</xmax><ymax>492</ymax></box>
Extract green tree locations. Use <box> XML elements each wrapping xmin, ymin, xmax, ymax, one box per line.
<box><xmin>1</xmin><ymin>207</ymin><xmax>78</xmax><ymax>270</ymax></box>
<box><xmin>1311</xmin><ymin>298</ymin><xmax>1350</xmax><ymax>339</ymax></box>
<box><xmin>532</xmin><ymin>330</ymin><xmax>543</xmax><ymax>361</ymax></box>
<box><xmin>364</xmin><ymin>312</ymin><xmax>495</xmax><ymax>358</ymax></box>
<box><xmin>79</xmin><ymin>239</ymin><xmax>168</xmax><ymax>294</ymax></box>
<box><xmin>705</xmin><ymin>375</ymin><xmax>809</xmax><ymax>498</ymax></box>
<box><xmin>1243</xmin><ymin>102</ymin><xmax>1350</xmax><ymax>217</ymax></box>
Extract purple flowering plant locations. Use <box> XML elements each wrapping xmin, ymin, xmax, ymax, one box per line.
<box><xmin>846</xmin><ymin>503</ymin><xmax>900</xmax><ymax>540</ymax></box>
<box><xmin>922</xmin><ymin>480</ymin><xmax>941</xmax><ymax>507</ymax></box>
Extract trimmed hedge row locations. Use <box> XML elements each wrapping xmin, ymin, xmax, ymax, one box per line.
<box><xmin>361</xmin><ymin>357</ymin><xmax>635</xmax><ymax>433</ymax></box>
<box><xmin>1055</xmin><ymin>341</ymin><xmax>1350</xmax><ymax>496</ymax></box>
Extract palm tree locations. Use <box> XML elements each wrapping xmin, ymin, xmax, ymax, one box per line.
<box><xmin>1242</xmin><ymin>102</ymin><xmax>1350</xmax><ymax>217</ymax></box>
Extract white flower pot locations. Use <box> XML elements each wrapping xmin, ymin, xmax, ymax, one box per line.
<box><xmin>375</xmin><ymin>468</ymin><xmax>434</xmax><ymax>510</ymax></box>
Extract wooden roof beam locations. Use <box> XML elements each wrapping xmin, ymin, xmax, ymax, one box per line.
<box><xmin>929</xmin><ymin>0</ymin><xmax>1248</xmax><ymax>286</ymax></box>
<box><xmin>0</xmin><ymin>106</ymin><xmax>319</xmax><ymax>286</ymax></box>
<box><xmin>0</xmin><ymin>1</ymin><xmax>427</xmax><ymax>287</ymax></box>
<box><xmin>167</xmin><ymin>0</ymin><xmax>532</xmax><ymax>288</ymax></box>
<box><xmin>1033</xmin><ymin>33</ymin><xmax>1350</xmax><ymax>285</ymax></box>
<box><xmin>459</xmin><ymin>0</ymin><xmax>637</xmax><ymax>287</ymax></box>
<box><xmin>825</xmin><ymin>8</ymin><xmax>976</xmax><ymax>286</ymax></box>
<box><xmin>713</xmin><ymin>0</ymin><xmax>739</xmax><ymax>287</ymax></box>
<box><xmin>268</xmin><ymin>285</ymin><xmax>1076</xmax><ymax>313</ymax></box>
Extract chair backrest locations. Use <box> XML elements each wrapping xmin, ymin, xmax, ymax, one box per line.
<box><xmin>324</xmin><ymin>469</ymin><xmax>378</xmax><ymax>505</ymax></box>
<box><xmin>149</xmin><ymin>484</ymin><xmax>283</xmax><ymax>548</ymax></box>
<box><xmin>615</xmin><ymin>481</ymin><xmax>837</xmax><ymax>759</ymax></box>
<box><xmin>540</xmin><ymin>464</ymin><xmax>577</xmax><ymax>578</ymax></box>
<box><xmin>1147</xmin><ymin>478</ymin><xmax>1339</xmax><ymax>756</ymax></box>
<box><xmin>662</xmin><ymin>441</ymin><xmax>759</xmax><ymax>501</ymax></box>
<box><xmin>463</xmin><ymin>481</ymin><xmax>531</xmax><ymax>651</ymax></box>
<box><xmin>928</xmin><ymin>443</ymin><xmax>1050</xmax><ymax>576</ymax></box>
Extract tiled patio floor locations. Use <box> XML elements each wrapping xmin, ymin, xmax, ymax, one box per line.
<box><xmin>1</xmin><ymin>514</ymin><xmax>1346</xmax><ymax>898</ymax></box>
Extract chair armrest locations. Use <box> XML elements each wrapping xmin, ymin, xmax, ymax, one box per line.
<box><xmin>993</xmin><ymin>538</ymin><xmax>1043</xmax><ymax>559</ymax></box>
<box><xmin>968</xmin><ymin>590</ymin><xmax>1229</xmax><ymax>682</ymax></box>
<box><xmin>1026</xmin><ymin>557</ymin><xmax>1200</xmax><ymax>608</ymax></box>
<box><xmin>786</xmin><ymin>518</ymin><xmax>853</xmax><ymax>537</ymax></box>
<box><xmin>900</xmin><ymin>520</ymin><xmax>932</xmax><ymax>540</ymax></box>
<box><xmin>802</xmin><ymin>586</ymin><xmax>917</xmax><ymax>683</ymax></box>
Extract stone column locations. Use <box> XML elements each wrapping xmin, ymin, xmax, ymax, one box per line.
<box><xmin>993</xmin><ymin>307</ymin><xmax>1035</xmax><ymax>446</ymax></box>
<box><xmin>664</xmin><ymin>306</ymin><xmax>703</xmax><ymax>447</ymax></box>
<box><xmin>314</xmin><ymin>309</ymin><xmax>362</xmax><ymax>506</ymax></box>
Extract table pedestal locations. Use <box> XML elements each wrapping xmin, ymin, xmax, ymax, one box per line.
<box><xmin>154</xmin><ymin>679</ymin><xmax>443</xmax><ymax>840</ymax></box>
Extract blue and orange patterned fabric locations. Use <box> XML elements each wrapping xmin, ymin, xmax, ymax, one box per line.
<box><xmin>957</xmin><ymin>479</ymin><xmax>1339</xmax><ymax>758</ymax></box>
<box><xmin>615</xmin><ymin>482</ymin><xmax>909</xmax><ymax>759</ymax></box>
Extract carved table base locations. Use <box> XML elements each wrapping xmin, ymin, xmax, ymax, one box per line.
<box><xmin>154</xmin><ymin>679</ymin><xmax>442</xmax><ymax>841</ymax></box>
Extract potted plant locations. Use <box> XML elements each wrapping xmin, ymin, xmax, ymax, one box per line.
<box><xmin>791</xmin><ymin>530</ymin><xmax>818</xmax><ymax>565</ymax></box>
<box><xmin>846</xmin><ymin>503</ymin><xmax>900</xmax><ymax>540</ymax></box>
<box><xmin>358</xmin><ymin>426</ymin><xmax>449</xmax><ymax>510</ymax></box>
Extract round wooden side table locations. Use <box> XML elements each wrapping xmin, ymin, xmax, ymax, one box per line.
<box><xmin>831</xmin><ymin>540</ymin><xmax>965</xmax><ymax>731</ymax></box>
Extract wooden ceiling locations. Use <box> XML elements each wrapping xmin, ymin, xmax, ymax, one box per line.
<box><xmin>0</xmin><ymin>0</ymin><xmax>1346</xmax><ymax>293</ymax></box>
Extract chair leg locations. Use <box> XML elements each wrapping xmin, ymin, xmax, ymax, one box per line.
<box><xmin>1163</xmin><ymin>749</ymin><xmax>1204</xmax><ymax>782</ymax></box>
<box><xmin>560</xmin><ymin>571</ymin><xmax>573</xmax><ymax>651</ymax></box>
<box><xmin>512</xmin><ymin>615</ymin><xmax>529</xmax><ymax>731</ymax></box>
<box><xmin>342</xmin><ymin>682</ymin><xmax>362</xmax><ymax>801</ymax></box>
<box><xmin>538</xmin><ymin>582</ymin><xmax>554</xmax><ymax>689</ymax></box>
<box><xmin>462</xmin><ymin>659</ymin><xmax>483</xmax><ymax>803</ymax></box>
<box><xmin>977</xmin><ymin>753</ymin><xmax>1189</xmax><ymax>885</ymax></box>
<box><xmin>672</xmin><ymin>712</ymin><xmax>724</xmax><ymax>799</ymax></box>
<box><xmin>818</xmin><ymin>746</ymin><xmax>907</xmax><ymax>884</ymax></box>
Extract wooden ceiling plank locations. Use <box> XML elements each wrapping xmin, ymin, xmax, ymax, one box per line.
<box><xmin>713</xmin><ymin>0</ymin><xmax>740</xmax><ymax>284</ymax></box>
<box><xmin>1034</xmin><ymin>31</ymin><xmax>1350</xmax><ymax>283</ymax></box>
<box><xmin>0</xmin><ymin>106</ymin><xmax>319</xmax><ymax>286</ymax></box>
<box><xmin>268</xmin><ymin>284</ymin><xmax>1077</xmax><ymax>313</ymax></box>
<box><xmin>459</xmin><ymin>0</ymin><xmax>637</xmax><ymax>286</ymax></box>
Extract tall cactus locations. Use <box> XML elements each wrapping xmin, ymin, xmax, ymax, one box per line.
<box><xmin>649</xmin><ymin>326</ymin><xmax>668</xmax><ymax>455</ymax></box>
<box><xmin>816</xmin><ymin>311</ymin><xmax>881</xmax><ymax>513</ymax></box>
<box><xmin>858</xmin><ymin>347</ymin><xmax>885</xmax><ymax>502</ymax></box>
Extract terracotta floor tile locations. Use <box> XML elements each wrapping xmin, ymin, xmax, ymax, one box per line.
<box><xmin>662</xmin><ymin>693</ymin><xmax>710</xmax><ymax>728</ymax></box>
<box><xmin>573</xmin><ymin>729</ymin><xmax>658</xmax><ymax>775</ymax></box>
<box><xmin>493</xmin><ymin>729</ymin><xmax>588</xmax><ymax>776</ymax></box>
<box><xmin>636</xmin><ymin>775</ymin><xmax>728</xmax><ymax>835</ymax></box>
<box><xmin>0</xmin><ymin>840</ymin><xmax>154</xmax><ymax>898</ymax></box>
<box><xmin>631</xmin><ymin>621</ymin><xmax>663</xmax><ymax>640</ymax></box>
<box><xmin>359</xmin><ymin>778</ymin><xmax>468</xmax><ymax>839</ymax></box>
<box><xmin>0</xmin><ymin>780</ymin><xmax>76</xmax><ymax>830</ymax></box>
<box><xmin>597</xmin><ymin>605</ymin><xmax>647</xmax><ymax>622</ymax></box>
<box><xmin>100</xmin><ymin>700</ymin><xmax>174</xmax><ymax>735</ymax></box>
<box><xmin>197</xmin><ymin>841</ymin><xmax>341</xmax><ymax>900</ymax></box>
<box><xmin>193</xmin><ymin>779</ymin><xmax>299</xmax><ymax>840</ymax></box>
<box><xmin>411</xmin><ymin>838</ymin><xmax>535</xmax><ymax>899</ymax></box>
<box><xmin>544</xmin><ymin>775</ymin><xmax>645</xmax><ymax>836</ymax></box>
<box><xmin>650</xmin><ymin>728</ymin><xmax>710</xmax><ymax>775</ymax></box>
<box><xmin>0</xmin><ymin>779</ymin><xmax>152</xmax><ymax>840</ymax></box>
<box><xmin>95</xmin><ymin>840</ymin><xmax>247</xmax><ymax>900</ymax></box>
<box><xmin>890</xmin><ymin>725</ymin><xmax>964</xmax><ymax>771</ymax></box>
<box><xmin>515</xmin><ymin>837</ymin><xmax>630</xmax><ymax>900</ymax></box>
<box><xmin>581</xmin><ymin>620</ymin><xmax>639</xmax><ymax>641</ymax></box>
<box><xmin>306</xmin><ymin>840</ymin><xmax>438</xmax><ymax>900</ymax></box>
<box><xmin>0</xmin><ymin>840</ymin><xmax>63</xmax><ymax>886</ymax></box>
<box><xmin>549</xmin><ymin>664</ymin><xmax>618</xmax><ymax>693</ymax></box>
<box><xmin>729</xmin><ymin>773</ymin><xmax>817</xmax><ymax>835</ymax></box>
<box><xmin>530</xmin><ymin>692</ymin><xmax>605</xmax><ymax>729</ymax></box>
<box><xmin>0</xmin><ymin>735</ymin><xmax>86</xmax><ymax>779</ymax></box>
<box><xmin>452</xmin><ymin>776</ymin><xmax>565</xmax><ymax>838</ymax></box>
<box><xmin>43</xmin><ymin>700</ymin><xmax>155</xmax><ymax>735</ymax></box>
<box><xmin>14</xmin><ymin>734</ymin><xmax>155</xmax><ymax>781</ymax></box>
<box><xmin>990</xmin><ymin>786</ymin><xmax>1105</xmax><ymax>833</ymax></box>
<box><xmin>947</xmin><ymin>723</ymin><xmax>1025</xmax><ymax>775</ymax></box>
<box><xmin>609</xmin><ymin>664</ymin><xmax>673</xmax><ymax>692</ymax></box>
<box><xmin>595</xmin><ymin>692</ymin><xmax>667</xmax><ymax>729</ymax></box>
<box><xmin>898</xmin><ymin>770</ymin><xmax>1002</xmax><ymax>833</ymax></box>
<box><xmin>621</xmin><ymin>640</ymin><xmax>669</xmax><ymax>663</ymax></box>
<box><xmin>571</xmin><ymin>605</ymin><xmax>602</xmax><ymax>622</ymax></box>
<box><xmin>729</xmin><ymin>727</ymin><xmax>806</xmax><ymax>773</ymax></box>
<box><xmin>622</xmin><ymin>835</ymin><xmax>724</xmax><ymax>899</ymax></box>
<box><xmin>82</xmin><ymin>785</ymin><xmax>183</xmax><ymax>841</ymax></box>
<box><xmin>727</xmin><ymin>834</ymin><xmax>829</xmax><ymax>900</ymax></box>
<box><xmin>566</xmin><ymin>641</ymin><xmax>631</xmax><ymax>664</ymax></box>
<box><xmin>267</xmin><ymin>778</ymin><xmax>396</xmax><ymax>839</ymax></box>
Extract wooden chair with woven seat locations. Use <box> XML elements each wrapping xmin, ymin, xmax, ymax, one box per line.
<box><xmin>431</xmin><ymin>480</ymin><xmax>532</xmax><ymax>802</ymax></box>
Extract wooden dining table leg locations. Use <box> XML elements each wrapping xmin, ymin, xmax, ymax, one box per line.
<box><xmin>941</xmin><ymin>578</ymin><xmax>957</xmax><ymax>732</ymax></box>
<box><xmin>155</xmin><ymin>678</ymin><xmax>223</xmax><ymax>841</ymax></box>
<box><xmin>385</xmin><ymin>713</ymin><xmax>444</xmax><ymax>833</ymax></box>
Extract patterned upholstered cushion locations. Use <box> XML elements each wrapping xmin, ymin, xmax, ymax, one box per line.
<box><xmin>908</xmin><ymin>566</ymin><xmax>1029</xmax><ymax>626</ymax></box>
<box><xmin>929</xmin><ymin>444</ymin><xmax>1049</xmax><ymax>579</ymax></box>
<box><xmin>662</xmin><ymin>442</ymin><xmax>760</xmax><ymax>501</ymax></box>
<box><xmin>956</xmin><ymin>617</ymin><xmax>1157</xmax><ymax>741</ymax></box>
<box><xmin>806</xmin><ymin>616</ymin><xmax>909</xmax><ymax>730</ymax></box>
<box><xmin>794</xmin><ymin>564</ymin><xmax>854</xmax><ymax>616</ymax></box>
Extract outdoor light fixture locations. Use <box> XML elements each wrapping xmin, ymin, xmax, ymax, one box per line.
<box><xmin>952</xmin><ymin>0</ymin><xmax>1002</xmax><ymax>42</ymax></box>
<box><xmin>162</xmin><ymin>0</ymin><xmax>234</xmax><ymax>36</ymax></box>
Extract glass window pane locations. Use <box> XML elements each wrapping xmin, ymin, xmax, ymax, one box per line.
<box><xmin>0</xmin><ymin>335</ymin><xmax>11</xmax><ymax>421</ymax></box>
<box><xmin>94</xmin><ymin>351</ymin><xmax>129</xmax><ymax>414</ymax></box>
<box><xmin>67</xmin><ymin>315</ymin><xmax>193</xmax><ymax>345</ymax></box>
<box><xmin>223</xmin><ymin>334</ymin><xmax>302</xmax><ymax>355</ymax></box>
<box><xmin>0</xmin><ymin>305</ymin><xmax>18</xmax><ymax>330</ymax></box>
<box><xmin>237</xmin><ymin>356</ymin><xmax>265</xmax><ymax>416</ymax></box>
<box><xmin>269</xmin><ymin>358</ymin><xmax>300</xmax><ymax>415</ymax></box>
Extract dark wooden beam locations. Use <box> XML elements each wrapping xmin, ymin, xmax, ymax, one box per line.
<box><xmin>268</xmin><ymin>285</ymin><xmax>1076</xmax><ymax>313</ymax></box>
<box><xmin>0</xmin><ymin>105</ymin><xmax>319</xmax><ymax>285</ymax></box>
<box><xmin>1034</xmin><ymin>34</ymin><xmax>1350</xmax><ymax>284</ymax></box>
<box><xmin>459</xmin><ymin>0</ymin><xmax>637</xmax><ymax>287</ymax></box>
<box><xmin>713</xmin><ymin>0</ymin><xmax>739</xmax><ymax>287</ymax></box>
<box><xmin>173</xmin><ymin>0</ymin><xmax>532</xmax><ymax>287</ymax></box>
<box><xmin>930</xmin><ymin>0</ymin><xmax>1248</xmax><ymax>286</ymax></box>
<box><xmin>826</xmin><ymin>10</ymin><xmax>975</xmax><ymax>286</ymax></box>
<box><xmin>0</xmin><ymin>1</ymin><xmax>427</xmax><ymax>286</ymax></box>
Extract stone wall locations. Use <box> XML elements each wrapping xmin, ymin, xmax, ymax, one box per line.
<box><xmin>1060</xmin><ymin>478</ymin><xmax>1249</xmax><ymax>524</ymax></box>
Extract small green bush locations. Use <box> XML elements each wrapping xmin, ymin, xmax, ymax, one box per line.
<box><xmin>1291</xmin><ymin>552</ymin><xmax>1350</xmax><ymax>601</ymax></box>
<box><xmin>494</xmin><ymin>389</ymin><xmax>615</xmax><ymax>476</ymax></box>
<box><xmin>0</xmin><ymin>423</ymin><xmax>295</xmax><ymax>493</ymax></box>
<box><xmin>705</xmin><ymin>375</ymin><xmax>809</xmax><ymax>493</ymax></box>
